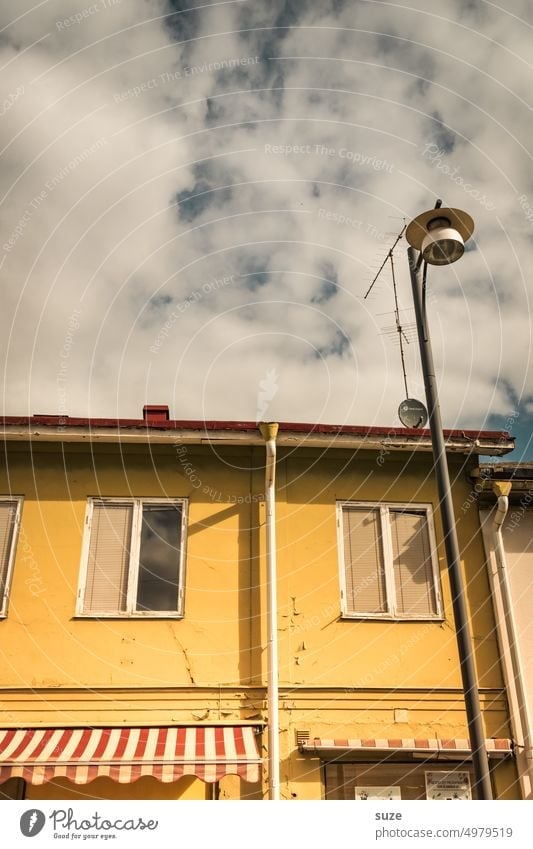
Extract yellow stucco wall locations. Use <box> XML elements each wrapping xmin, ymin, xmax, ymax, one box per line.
<box><xmin>2</xmin><ymin>443</ymin><xmax>264</xmax><ymax>689</ymax></box>
<box><xmin>0</xmin><ymin>440</ymin><xmax>517</xmax><ymax>798</ymax></box>
<box><xmin>26</xmin><ymin>776</ymin><xmax>208</xmax><ymax>801</ymax></box>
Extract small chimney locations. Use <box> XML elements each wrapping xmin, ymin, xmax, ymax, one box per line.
<box><xmin>143</xmin><ymin>404</ymin><xmax>170</xmax><ymax>422</ymax></box>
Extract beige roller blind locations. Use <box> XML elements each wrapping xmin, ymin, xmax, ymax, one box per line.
<box><xmin>343</xmin><ymin>507</ymin><xmax>386</xmax><ymax>613</ymax></box>
<box><xmin>83</xmin><ymin>503</ymin><xmax>132</xmax><ymax>613</ymax></box>
<box><xmin>390</xmin><ymin>510</ymin><xmax>437</xmax><ymax>617</ymax></box>
<box><xmin>0</xmin><ymin>502</ymin><xmax>17</xmax><ymax>600</ymax></box>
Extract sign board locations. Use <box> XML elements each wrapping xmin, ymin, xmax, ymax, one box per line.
<box><xmin>425</xmin><ymin>771</ymin><xmax>472</xmax><ymax>800</ymax></box>
<box><xmin>355</xmin><ymin>786</ymin><xmax>402</xmax><ymax>800</ymax></box>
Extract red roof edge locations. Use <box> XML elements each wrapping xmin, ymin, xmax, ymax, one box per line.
<box><xmin>0</xmin><ymin>414</ymin><xmax>512</xmax><ymax>443</ymax></box>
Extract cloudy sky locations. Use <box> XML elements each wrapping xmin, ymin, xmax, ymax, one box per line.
<box><xmin>1</xmin><ymin>0</ymin><xmax>532</xmax><ymax>458</ymax></box>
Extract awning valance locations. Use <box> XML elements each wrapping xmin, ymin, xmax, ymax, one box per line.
<box><xmin>0</xmin><ymin>726</ymin><xmax>261</xmax><ymax>785</ymax></box>
<box><xmin>299</xmin><ymin>737</ymin><xmax>512</xmax><ymax>759</ymax></box>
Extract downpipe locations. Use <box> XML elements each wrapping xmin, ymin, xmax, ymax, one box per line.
<box><xmin>259</xmin><ymin>422</ymin><xmax>280</xmax><ymax>800</ymax></box>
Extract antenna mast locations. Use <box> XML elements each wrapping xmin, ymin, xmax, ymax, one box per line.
<box><xmin>363</xmin><ymin>222</ymin><xmax>410</xmax><ymax>397</ymax></box>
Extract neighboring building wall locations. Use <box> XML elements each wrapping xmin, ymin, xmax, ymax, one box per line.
<box><xmin>497</xmin><ymin>512</ymin><xmax>533</xmax><ymax>721</ymax></box>
<box><xmin>480</xmin><ymin>491</ymin><xmax>533</xmax><ymax>799</ymax></box>
<box><xmin>0</xmin><ymin>439</ymin><xmax>518</xmax><ymax>799</ymax></box>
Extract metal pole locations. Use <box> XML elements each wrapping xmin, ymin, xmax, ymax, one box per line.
<box><xmin>408</xmin><ymin>245</ymin><xmax>493</xmax><ymax>800</ymax></box>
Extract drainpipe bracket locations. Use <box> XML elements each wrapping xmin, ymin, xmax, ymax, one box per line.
<box><xmin>259</xmin><ymin>422</ymin><xmax>279</xmax><ymax>442</ymax></box>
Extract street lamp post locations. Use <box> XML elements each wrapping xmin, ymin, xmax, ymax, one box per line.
<box><xmin>405</xmin><ymin>202</ymin><xmax>493</xmax><ymax>801</ymax></box>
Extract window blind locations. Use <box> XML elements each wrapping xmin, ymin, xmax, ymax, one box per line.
<box><xmin>390</xmin><ymin>510</ymin><xmax>437</xmax><ymax>617</ymax></box>
<box><xmin>343</xmin><ymin>507</ymin><xmax>387</xmax><ymax>613</ymax></box>
<box><xmin>0</xmin><ymin>502</ymin><xmax>17</xmax><ymax>601</ymax></box>
<box><xmin>83</xmin><ymin>503</ymin><xmax>132</xmax><ymax>613</ymax></box>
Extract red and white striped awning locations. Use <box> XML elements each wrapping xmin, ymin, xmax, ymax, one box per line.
<box><xmin>0</xmin><ymin>727</ymin><xmax>261</xmax><ymax>785</ymax></box>
<box><xmin>299</xmin><ymin>737</ymin><xmax>512</xmax><ymax>758</ymax></box>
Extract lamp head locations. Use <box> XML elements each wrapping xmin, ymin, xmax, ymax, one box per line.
<box><xmin>405</xmin><ymin>207</ymin><xmax>474</xmax><ymax>265</ymax></box>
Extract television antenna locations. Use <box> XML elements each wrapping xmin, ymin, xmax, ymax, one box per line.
<box><xmin>363</xmin><ymin>222</ymin><xmax>428</xmax><ymax>428</ymax></box>
<box><xmin>364</xmin><ymin>223</ymin><xmax>410</xmax><ymax>397</ymax></box>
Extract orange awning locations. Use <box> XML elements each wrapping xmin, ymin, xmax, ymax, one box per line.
<box><xmin>0</xmin><ymin>726</ymin><xmax>261</xmax><ymax>785</ymax></box>
<box><xmin>299</xmin><ymin>737</ymin><xmax>512</xmax><ymax>758</ymax></box>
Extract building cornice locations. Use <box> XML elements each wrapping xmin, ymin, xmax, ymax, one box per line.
<box><xmin>0</xmin><ymin>416</ymin><xmax>514</xmax><ymax>456</ymax></box>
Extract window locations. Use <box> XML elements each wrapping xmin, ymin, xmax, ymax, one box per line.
<box><xmin>338</xmin><ymin>502</ymin><xmax>442</xmax><ymax>619</ymax></box>
<box><xmin>77</xmin><ymin>498</ymin><xmax>187</xmax><ymax>616</ymax></box>
<box><xmin>0</xmin><ymin>498</ymin><xmax>22</xmax><ymax>618</ymax></box>
<box><xmin>324</xmin><ymin>762</ymin><xmax>476</xmax><ymax>800</ymax></box>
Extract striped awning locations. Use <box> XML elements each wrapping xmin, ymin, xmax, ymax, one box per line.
<box><xmin>0</xmin><ymin>727</ymin><xmax>261</xmax><ymax>785</ymax></box>
<box><xmin>299</xmin><ymin>737</ymin><xmax>512</xmax><ymax>758</ymax></box>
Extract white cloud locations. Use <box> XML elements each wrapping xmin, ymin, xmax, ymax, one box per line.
<box><xmin>1</xmin><ymin>0</ymin><xmax>532</xmax><ymax>449</ymax></box>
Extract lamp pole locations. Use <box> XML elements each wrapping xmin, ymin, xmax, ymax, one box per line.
<box><xmin>406</xmin><ymin>206</ymin><xmax>493</xmax><ymax>800</ymax></box>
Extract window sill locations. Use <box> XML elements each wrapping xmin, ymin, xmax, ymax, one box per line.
<box><xmin>73</xmin><ymin>613</ymin><xmax>184</xmax><ymax>620</ymax></box>
<box><xmin>340</xmin><ymin>614</ymin><xmax>445</xmax><ymax>622</ymax></box>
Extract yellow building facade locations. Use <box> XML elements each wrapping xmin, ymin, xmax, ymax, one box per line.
<box><xmin>0</xmin><ymin>408</ymin><xmax>519</xmax><ymax>800</ymax></box>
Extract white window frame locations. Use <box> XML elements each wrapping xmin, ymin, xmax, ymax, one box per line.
<box><xmin>337</xmin><ymin>500</ymin><xmax>443</xmax><ymax>621</ymax></box>
<box><xmin>0</xmin><ymin>497</ymin><xmax>23</xmax><ymax>618</ymax></box>
<box><xmin>76</xmin><ymin>497</ymin><xmax>188</xmax><ymax>618</ymax></box>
